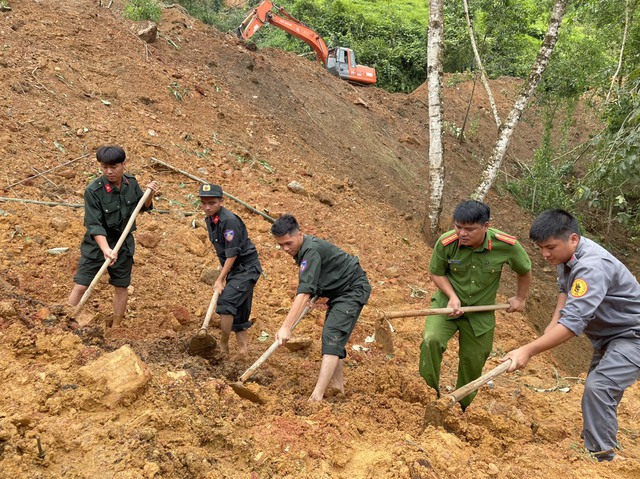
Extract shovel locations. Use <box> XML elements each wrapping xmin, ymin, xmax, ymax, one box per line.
<box><xmin>375</xmin><ymin>303</ymin><xmax>511</xmax><ymax>355</ymax></box>
<box><xmin>423</xmin><ymin>359</ymin><xmax>513</xmax><ymax>427</ymax></box>
<box><xmin>187</xmin><ymin>290</ymin><xmax>219</xmax><ymax>358</ymax></box>
<box><xmin>230</xmin><ymin>296</ymin><xmax>318</xmax><ymax>403</ymax></box>
<box><xmin>72</xmin><ymin>188</ymin><xmax>153</xmax><ymax>322</ymax></box>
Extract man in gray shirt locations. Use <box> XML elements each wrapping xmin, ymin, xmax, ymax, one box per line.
<box><xmin>502</xmin><ymin>209</ymin><xmax>640</xmax><ymax>462</ymax></box>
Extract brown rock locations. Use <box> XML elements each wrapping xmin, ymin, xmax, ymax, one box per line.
<box><xmin>137</xmin><ymin>232</ymin><xmax>161</xmax><ymax>249</ymax></box>
<box><xmin>200</xmin><ymin>267</ymin><xmax>220</xmax><ymax>285</ymax></box>
<box><xmin>315</xmin><ymin>192</ymin><xmax>335</xmax><ymax>206</ymax></box>
<box><xmin>50</xmin><ymin>216</ymin><xmax>69</xmax><ymax>232</ymax></box>
<box><xmin>182</xmin><ymin>232</ymin><xmax>207</xmax><ymax>257</ymax></box>
<box><xmin>171</xmin><ymin>305</ymin><xmax>190</xmax><ymax>325</ymax></box>
<box><xmin>400</xmin><ymin>135</ymin><xmax>421</xmax><ymax>146</ymax></box>
<box><xmin>283</xmin><ymin>337</ymin><xmax>312</xmax><ymax>351</ymax></box>
<box><xmin>137</xmin><ymin>22</ymin><xmax>158</xmax><ymax>44</ymax></box>
<box><xmin>0</xmin><ymin>300</ymin><xmax>18</xmax><ymax>318</ymax></box>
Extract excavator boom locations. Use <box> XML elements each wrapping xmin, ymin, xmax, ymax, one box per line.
<box><xmin>236</xmin><ymin>0</ymin><xmax>376</xmax><ymax>85</ymax></box>
<box><xmin>236</xmin><ymin>0</ymin><xmax>328</xmax><ymax>64</ymax></box>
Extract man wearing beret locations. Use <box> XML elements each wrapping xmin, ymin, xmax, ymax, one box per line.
<box><xmin>199</xmin><ymin>184</ymin><xmax>262</xmax><ymax>357</ymax></box>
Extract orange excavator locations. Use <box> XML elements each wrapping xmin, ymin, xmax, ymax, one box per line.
<box><xmin>236</xmin><ymin>0</ymin><xmax>377</xmax><ymax>85</ymax></box>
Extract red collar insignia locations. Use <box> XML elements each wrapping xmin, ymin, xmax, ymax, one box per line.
<box><xmin>213</xmin><ymin>215</ymin><xmax>220</xmax><ymax>224</ymax></box>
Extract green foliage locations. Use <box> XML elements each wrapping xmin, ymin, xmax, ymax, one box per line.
<box><xmin>444</xmin><ymin>0</ymin><xmax>546</xmax><ymax>78</ymax></box>
<box><xmin>506</xmin><ymin>105</ymin><xmax>575</xmax><ymax>213</ymax></box>
<box><xmin>168</xmin><ymin>81</ymin><xmax>189</xmax><ymax>101</ymax></box>
<box><xmin>575</xmin><ymin>73</ymin><xmax>640</xmax><ymax>232</ymax></box>
<box><xmin>124</xmin><ymin>0</ymin><xmax>162</xmax><ymax>22</ymax></box>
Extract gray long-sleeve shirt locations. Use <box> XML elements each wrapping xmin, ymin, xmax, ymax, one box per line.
<box><xmin>558</xmin><ymin>237</ymin><xmax>640</xmax><ymax>351</ymax></box>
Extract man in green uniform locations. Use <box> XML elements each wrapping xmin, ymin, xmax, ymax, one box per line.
<box><xmin>67</xmin><ymin>145</ymin><xmax>158</xmax><ymax>327</ymax></box>
<box><xmin>420</xmin><ymin>200</ymin><xmax>531</xmax><ymax>409</ymax></box>
<box><xmin>271</xmin><ymin>214</ymin><xmax>371</xmax><ymax>402</ymax></box>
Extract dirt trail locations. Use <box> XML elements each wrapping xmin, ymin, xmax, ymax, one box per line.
<box><xmin>0</xmin><ymin>1</ymin><xmax>638</xmax><ymax>478</ymax></box>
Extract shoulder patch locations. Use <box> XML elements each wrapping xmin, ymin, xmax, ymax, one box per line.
<box><xmin>495</xmin><ymin>233</ymin><xmax>517</xmax><ymax>245</ymax></box>
<box><xmin>441</xmin><ymin>233</ymin><xmax>459</xmax><ymax>246</ymax></box>
<box><xmin>299</xmin><ymin>259</ymin><xmax>308</xmax><ymax>273</ymax></box>
<box><xmin>570</xmin><ymin>278</ymin><xmax>589</xmax><ymax>297</ymax></box>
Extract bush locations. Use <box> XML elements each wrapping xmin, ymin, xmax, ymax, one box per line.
<box><xmin>124</xmin><ymin>0</ymin><xmax>162</xmax><ymax>22</ymax></box>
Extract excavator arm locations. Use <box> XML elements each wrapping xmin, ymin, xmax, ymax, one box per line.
<box><xmin>236</xmin><ymin>0</ymin><xmax>328</xmax><ymax>65</ymax></box>
<box><xmin>236</xmin><ymin>0</ymin><xmax>376</xmax><ymax>85</ymax></box>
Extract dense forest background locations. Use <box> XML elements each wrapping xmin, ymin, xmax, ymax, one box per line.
<box><xmin>131</xmin><ymin>0</ymin><xmax>639</xmax><ymax>246</ymax></box>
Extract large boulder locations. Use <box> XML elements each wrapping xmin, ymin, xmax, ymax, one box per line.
<box><xmin>78</xmin><ymin>345</ymin><xmax>151</xmax><ymax>408</ymax></box>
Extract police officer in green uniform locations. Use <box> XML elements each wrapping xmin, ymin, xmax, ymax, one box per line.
<box><xmin>68</xmin><ymin>145</ymin><xmax>158</xmax><ymax>327</ymax></box>
<box><xmin>420</xmin><ymin>200</ymin><xmax>531</xmax><ymax>409</ymax></box>
<box><xmin>271</xmin><ymin>214</ymin><xmax>371</xmax><ymax>402</ymax></box>
<box><xmin>200</xmin><ymin>183</ymin><xmax>262</xmax><ymax>357</ymax></box>
<box><xmin>503</xmin><ymin>209</ymin><xmax>640</xmax><ymax>462</ymax></box>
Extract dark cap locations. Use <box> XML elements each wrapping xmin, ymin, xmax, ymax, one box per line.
<box><xmin>199</xmin><ymin>183</ymin><xmax>223</xmax><ymax>198</ymax></box>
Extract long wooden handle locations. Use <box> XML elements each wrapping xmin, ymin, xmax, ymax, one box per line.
<box><xmin>382</xmin><ymin>303</ymin><xmax>510</xmax><ymax>320</ymax></box>
<box><xmin>199</xmin><ymin>290</ymin><xmax>220</xmax><ymax>333</ymax></box>
<box><xmin>238</xmin><ymin>296</ymin><xmax>318</xmax><ymax>383</ymax></box>
<box><xmin>445</xmin><ymin>359</ymin><xmax>512</xmax><ymax>404</ymax></box>
<box><xmin>73</xmin><ymin>188</ymin><xmax>153</xmax><ymax>316</ymax></box>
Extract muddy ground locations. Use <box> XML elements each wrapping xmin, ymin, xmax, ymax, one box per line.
<box><xmin>0</xmin><ymin>1</ymin><xmax>638</xmax><ymax>478</ymax></box>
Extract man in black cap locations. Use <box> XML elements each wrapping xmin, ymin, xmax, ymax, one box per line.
<box><xmin>199</xmin><ymin>183</ymin><xmax>262</xmax><ymax>357</ymax></box>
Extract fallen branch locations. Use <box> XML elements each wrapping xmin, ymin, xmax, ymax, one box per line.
<box><xmin>4</xmin><ymin>153</ymin><xmax>91</xmax><ymax>189</ymax></box>
<box><xmin>151</xmin><ymin>157</ymin><xmax>275</xmax><ymax>223</ymax></box>
<box><xmin>0</xmin><ymin>196</ymin><xmax>195</xmax><ymax>215</ymax></box>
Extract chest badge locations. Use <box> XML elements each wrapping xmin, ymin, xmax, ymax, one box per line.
<box><xmin>299</xmin><ymin>259</ymin><xmax>308</xmax><ymax>273</ymax></box>
<box><xmin>570</xmin><ymin>278</ymin><xmax>589</xmax><ymax>297</ymax></box>
<box><xmin>223</xmin><ymin>229</ymin><xmax>235</xmax><ymax>242</ymax></box>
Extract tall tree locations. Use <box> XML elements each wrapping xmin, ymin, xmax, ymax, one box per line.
<box><xmin>462</xmin><ymin>0</ymin><xmax>501</xmax><ymax>128</ymax></box>
<box><xmin>474</xmin><ymin>0</ymin><xmax>569</xmax><ymax>201</ymax></box>
<box><xmin>424</xmin><ymin>0</ymin><xmax>445</xmax><ymax>243</ymax></box>
<box><xmin>605</xmin><ymin>0</ymin><xmax>637</xmax><ymax>103</ymax></box>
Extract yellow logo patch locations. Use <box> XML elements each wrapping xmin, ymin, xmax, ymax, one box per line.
<box><xmin>571</xmin><ymin>278</ymin><xmax>589</xmax><ymax>297</ymax></box>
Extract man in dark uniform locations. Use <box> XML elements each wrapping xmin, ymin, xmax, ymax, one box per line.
<box><xmin>68</xmin><ymin>145</ymin><xmax>158</xmax><ymax>327</ymax></box>
<box><xmin>200</xmin><ymin>184</ymin><xmax>262</xmax><ymax>357</ymax></box>
<box><xmin>420</xmin><ymin>200</ymin><xmax>531</xmax><ymax>409</ymax></box>
<box><xmin>503</xmin><ymin>209</ymin><xmax>640</xmax><ymax>462</ymax></box>
<box><xmin>271</xmin><ymin>214</ymin><xmax>371</xmax><ymax>402</ymax></box>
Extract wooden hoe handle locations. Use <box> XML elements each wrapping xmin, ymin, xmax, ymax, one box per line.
<box><xmin>382</xmin><ymin>303</ymin><xmax>511</xmax><ymax>320</ymax></box>
<box><xmin>238</xmin><ymin>296</ymin><xmax>318</xmax><ymax>383</ymax></box>
<box><xmin>199</xmin><ymin>290</ymin><xmax>220</xmax><ymax>334</ymax></box>
<box><xmin>445</xmin><ymin>359</ymin><xmax>513</xmax><ymax>404</ymax></box>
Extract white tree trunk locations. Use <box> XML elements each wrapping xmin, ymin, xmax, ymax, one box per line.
<box><xmin>462</xmin><ymin>0</ymin><xmax>501</xmax><ymax>128</ymax></box>
<box><xmin>606</xmin><ymin>0</ymin><xmax>630</xmax><ymax>104</ymax></box>
<box><xmin>473</xmin><ymin>0</ymin><xmax>569</xmax><ymax>201</ymax></box>
<box><xmin>424</xmin><ymin>0</ymin><xmax>445</xmax><ymax>243</ymax></box>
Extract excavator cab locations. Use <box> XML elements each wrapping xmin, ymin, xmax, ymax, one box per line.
<box><xmin>326</xmin><ymin>47</ymin><xmax>376</xmax><ymax>85</ymax></box>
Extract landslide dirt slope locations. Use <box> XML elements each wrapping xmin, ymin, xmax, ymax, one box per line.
<box><xmin>0</xmin><ymin>2</ymin><xmax>638</xmax><ymax>479</ymax></box>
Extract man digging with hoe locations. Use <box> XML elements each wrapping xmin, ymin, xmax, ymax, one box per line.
<box><xmin>272</xmin><ymin>214</ymin><xmax>371</xmax><ymax>402</ymax></box>
<box><xmin>420</xmin><ymin>200</ymin><xmax>532</xmax><ymax>411</ymax></box>
<box><xmin>66</xmin><ymin>145</ymin><xmax>157</xmax><ymax>328</ymax></box>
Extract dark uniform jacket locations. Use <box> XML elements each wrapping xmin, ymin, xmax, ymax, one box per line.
<box><xmin>205</xmin><ymin>206</ymin><xmax>261</xmax><ymax>273</ymax></box>
<box><xmin>294</xmin><ymin>235</ymin><xmax>363</xmax><ymax>300</ymax></box>
<box><xmin>81</xmin><ymin>173</ymin><xmax>151</xmax><ymax>259</ymax></box>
